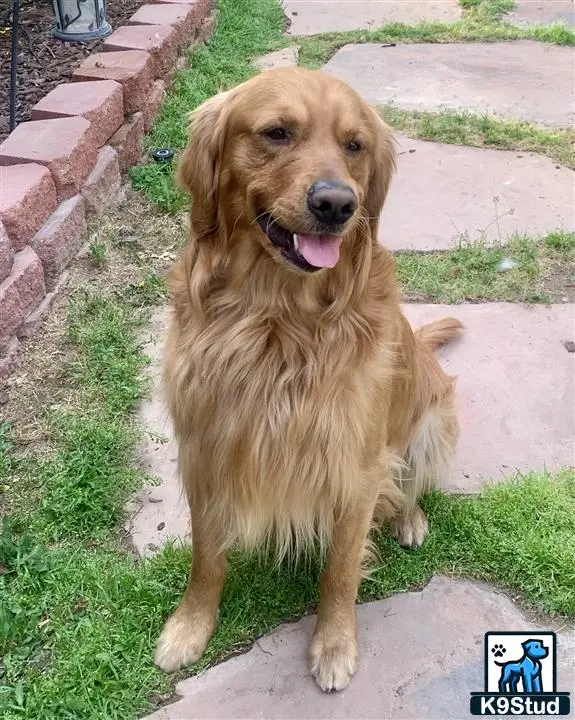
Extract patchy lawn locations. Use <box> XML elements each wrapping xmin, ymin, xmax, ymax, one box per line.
<box><xmin>395</xmin><ymin>230</ymin><xmax>575</xmax><ymax>304</ymax></box>
<box><xmin>379</xmin><ymin>107</ymin><xmax>575</xmax><ymax>169</ymax></box>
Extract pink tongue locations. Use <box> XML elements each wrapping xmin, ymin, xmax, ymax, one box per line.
<box><xmin>295</xmin><ymin>234</ymin><xmax>343</xmax><ymax>268</ymax></box>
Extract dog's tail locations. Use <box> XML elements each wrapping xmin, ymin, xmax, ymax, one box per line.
<box><xmin>415</xmin><ymin>317</ymin><xmax>464</xmax><ymax>351</ymax></box>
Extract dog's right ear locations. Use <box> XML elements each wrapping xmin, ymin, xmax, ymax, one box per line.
<box><xmin>177</xmin><ymin>90</ymin><xmax>233</xmax><ymax>237</ymax></box>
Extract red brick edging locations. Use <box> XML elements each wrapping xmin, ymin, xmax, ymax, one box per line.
<box><xmin>0</xmin><ymin>0</ymin><xmax>215</xmax><ymax>382</ymax></box>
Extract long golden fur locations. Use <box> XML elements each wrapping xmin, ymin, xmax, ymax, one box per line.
<box><xmin>155</xmin><ymin>68</ymin><xmax>463</xmax><ymax>692</ymax></box>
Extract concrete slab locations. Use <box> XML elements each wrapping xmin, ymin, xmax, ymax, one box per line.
<box><xmin>126</xmin><ymin>307</ymin><xmax>189</xmax><ymax>556</ymax></box>
<box><xmin>322</xmin><ymin>41</ymin><xmax>574</xmax><ymax>127</ymax></box>
<box><xmin>253</xmin><ymin>46</ymin><xmax>299</xmax><ymax>71</ymax></box>
<box><xmin>284</xmin><ymin>0</ymin><xmax>461</xmax><ymax>35</ymax></box>
<box><xmin>403</xmin><ymin>303</ymin><xmax>575</xmax><ymax>493</ymax></box>
<box><xmin>508</xmin><ymin>0</ymin><xmax>574</xmax><ymax>27</ymax></box>
<box><xmin>380</xmin><ymin>134</ymin><xmax>574</xmax><ymax>251</ymax></box>
<box><xmin>143</xmin><ymin>576</ymin><xmax>575</xmax><ymax>719</ymax></box>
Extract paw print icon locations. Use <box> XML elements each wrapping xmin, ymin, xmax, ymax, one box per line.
<box><xmin>491</xmin><ymin>644</ymin><xmax>506</xmax><ymax>658</ymax></box>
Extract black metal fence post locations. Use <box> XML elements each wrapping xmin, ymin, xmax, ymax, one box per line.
<box><xmin>9</xmin><ymin>0</ymin><xmax>20</xmax><ymax>133</ymax></box>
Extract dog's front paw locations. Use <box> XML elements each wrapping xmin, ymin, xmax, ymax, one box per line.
<box><xmin>391</xmin><ymin>504</ymin><xmax>429</xmax><ymax>548</ymax></box>
<box><xmin>308</xmin><ymin>632</ymin><xmax>358</xmax><ymax>692</ymax></box>
<box><xmin>155</xmin><ymin>608</ymin><xmax>215</xmax><ymax>673</ymax></box>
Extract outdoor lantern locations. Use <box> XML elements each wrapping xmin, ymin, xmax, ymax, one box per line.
<box><xmin>52</xmin><ymin>0</ymin><xmax>112</xmax><ymax>42</ymax></box>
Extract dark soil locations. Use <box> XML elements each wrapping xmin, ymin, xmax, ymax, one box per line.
<box><xmin>0</xmin><ymin>0</ymin><xmax>146</xmax><ymax>142</ymax></box>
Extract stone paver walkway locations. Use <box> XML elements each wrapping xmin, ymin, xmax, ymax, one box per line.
<box><xmin>284</xmin><ymin>0</ymin><xmax>461</xmax><ymax>35</ymax></box>
<box><xmin>323</xmin><ymin>41</ymin><xmax>574</xmax><ymax>126</ymax></box>
<box><xmin>404</xmin><ymin>303</ymin><xmax>574</xmax><ymax>493</ymax></box>
<box><xmin>381</xmin><ymin>134</ymin><xmax>573</xmax><ymax>251</ymax></box>
<box><xmin>127</xmin><ymin>310</ymin><xmax>186</xmax><ymax>556</ymax></box>
<box><xmin>137</xmin><ymin>2</ymin><xmax>575</xmax><ymax>717</ymax></box>
<box><xmin>510</xmin><ymin>0</ymin><xmax>574</xmax><ymax>27</ymax></box>
<box><xmin>145</xmin><ymin>577</ymin><xmax>574</xmax><ymax>719</ymax></box>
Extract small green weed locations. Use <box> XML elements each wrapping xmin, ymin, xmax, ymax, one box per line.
<box><xmin>122</xmin><ymin>269</ymin><xmax>168</xmax><ymax>307</ymax></box>
<box><xmin>88</xmin><ymin>241</ymin><xmax>108</xmax><ymax>267</ymax></box>
<box><xmin>545</xmin><ymin>229</ymin><xmax>575</xmax><ymax>252</ymax></box>
<box><xmin>0</xmin><ymin>421</ymin><xmax>13</xmax><ymax>477</ymax></box>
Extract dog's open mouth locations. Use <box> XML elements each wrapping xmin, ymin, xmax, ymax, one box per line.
<box><xmin>257</xmin><ymin>212</ymin><xmax>343</xmax><ymax>272</ymax></box>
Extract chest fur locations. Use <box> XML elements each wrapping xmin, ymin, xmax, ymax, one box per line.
<box><xmin>167</xmin><ymin>307</ymin><xmax>391</xmax><ymax>485</ymax></box>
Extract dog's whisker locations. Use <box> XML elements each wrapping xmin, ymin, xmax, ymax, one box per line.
<box><xmin>231</xmin><ymin>212</ymin><xmax>245</xmax><ymax>236</ymax></box>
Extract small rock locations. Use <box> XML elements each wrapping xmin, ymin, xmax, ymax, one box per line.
<box><xmin>0</xmin><ymin>389</ymin><xmax>9</xmax><ymax>405</ymax></box>
<box><xmin>146</xmin><ymin>543</ymin><xmax>160</xmax><ymax>552</ymax></box>
<box><xmin>157</xmin><ymin>521</ymin><xmax>165</xmax><ymax>531</ymax></box>
<box><xmin>253</xmin><ymin>46</ymin><xmax>299</xmax><ymax>72</ymax></box>
<box><xmin>148</xmin><ymin>497</ymin><xmax>163</xmax><ymax>503</ymax></box>
<box><xmin>497</xmin><ymin>257</ymin><xmax>519</xmax><ymax>272</ymax></box>
<box><xmin>563</xmin><ymin>340</ymin><xmax>575</xmax><ymax>353</ymax></box>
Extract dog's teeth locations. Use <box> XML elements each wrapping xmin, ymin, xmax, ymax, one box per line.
<box><xmin>293</xmin><ymin>234</ymin><xmax>299</xmax><ymax>251</ymax></box>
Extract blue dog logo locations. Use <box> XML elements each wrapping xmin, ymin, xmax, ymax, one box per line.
<box><xmin>470</xmin><ymin>631</ymin><xmax>571</xmax><ymax>715</ymax></box>
<box><xmin>495</xmin><ymin>639</ymin><xmax>548</xmax><ymax>694</ymax></box>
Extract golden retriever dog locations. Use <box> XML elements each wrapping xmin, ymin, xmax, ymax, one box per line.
<box><xmin>155</xmin><ymin>67</ymin><xmax>463</xmax><ymax>692</ymax></box>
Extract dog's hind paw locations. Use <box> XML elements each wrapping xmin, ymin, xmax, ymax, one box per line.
<box><xmin>308</xmin><ymin>632</ymin><xmax>358</xmax><ymax>692</ymax></box>
<box><xmin>391</xmin><ymin>504</ymin><xmax>429</xmax><ymax>548</ymax></box>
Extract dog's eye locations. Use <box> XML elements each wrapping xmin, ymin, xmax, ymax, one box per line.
<box><xmin>264</xmin><ymin>127</ymin><xmax>289</xmax><ymax>143</ymax></box>
<box><xmin>347</xmin><ymin>140</ymin><xmax>362</xmax><ymax>153</ymax></box>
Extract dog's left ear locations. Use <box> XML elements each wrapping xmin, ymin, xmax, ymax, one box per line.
<box><xmin>364</xmin><ymin>109</ymin><xmax>396</xmax><ymax>239</ymax></box>
<box><xmin>177</xmin><ymin>89</ymin><xmax>234</xmax><ymax>238</ymax></box>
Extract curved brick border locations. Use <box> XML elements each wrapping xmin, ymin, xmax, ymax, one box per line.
<box><xmin>0</xmin><ymin>1</ymin><xmax>214</xmax><ymax>382</ymax></box>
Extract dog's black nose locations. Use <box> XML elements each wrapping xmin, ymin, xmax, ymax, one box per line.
<box><xmin>307</xmin><ymin>180</ymin><xmax>357</xmax><ymax>226</ymax></box>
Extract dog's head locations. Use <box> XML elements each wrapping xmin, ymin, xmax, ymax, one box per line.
<box><xmin>522</xmin><ymin>640</ymin><xmax>549</xmax><ymax>659</ymax></box>
<box><xmin>178</xmin><ymin>68</ymin><xmax>395</xmax><ymax>274</ymax></box>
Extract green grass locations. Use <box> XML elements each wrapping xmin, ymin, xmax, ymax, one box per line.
<box><xmin>292</xmin><ymin>0</ymin><xmax>574</xmax><ymax>67</ymax></box>
<box><xmin>395</xmin><ymin>230</ymin><xmax>575</xmax><ymax>304</ymax></box>
<box><xmin>379</xmin><ymin>106</ymin><xmax>575</xmax><ymax>169</ymax></box>
<box><xmin>459</xmin><ymin>0</ymin><xmax>515</xmax><ymax>16</ymax></box>
<box><xmin>2</xmin><ymin>435</ymin><xmax>574</xmax><ymax>718</ymax></box>
<box><xmin>293</xmin><ymin>0</ymin><xmax>522</xmax><ymax>69</ymax></box>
